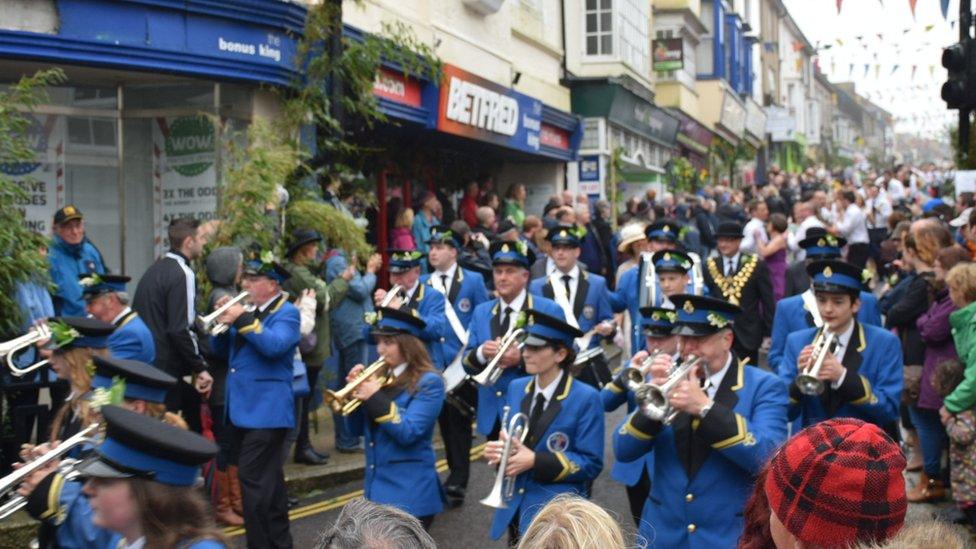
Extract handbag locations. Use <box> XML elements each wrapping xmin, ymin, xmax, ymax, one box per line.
<box><xmin>903</xmin><ymin>364</ymin><xmax>923</xmax><ymax>406</ymax></box>
<box><xmin>293</xmin><ymin>356</ymin><xmax>310</xmax><ymax>397</ymax></box>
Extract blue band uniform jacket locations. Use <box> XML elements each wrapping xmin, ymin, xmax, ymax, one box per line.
<box><xmin>768</xmin><ymin>291</ymin><xmax>881</xmax><ymax>374</ymax></box>
<box><xmin>421</xmin><ymin>267</ymin><xmax>490</xmax><ymax>368</ymax></box>
<box><xmin>348</xmin><ymin>371</ymin><xmax>446</xmax><ymax>518</ymax></box>
<box><xmin>463</xmin><ymin>295</ymin><xmax>565</xmax><ymax>435</ymax></box>
<box><xmin>211</xmin><ymin>294</ymin><xmax>301</xmax><ymax>429</ymax></box>
<box><xmin>400</xmin><ymin>283</ymin><xmax>450</xmax><ymax>369</ymax></box>
<box><xmin>530</xmin><ymin>270</ymin><xmax>613</xmax><ymax>349</ymax></box>
<box><xmin>780</xmin><ymin>322</ymin><xmax>903</xmax><ymax>430</ymax></box>
<box><xmin>108</xmin><ymin>310</ymin><xmax>156</xmax><ymax>364</ymax></box>
<box><xmin>26</xmin><ymin>474</ymin><xmax>120</xmax><ymax>549</ymax></box>
<box><xmin>490</xmin><ymin>374</ymin><xmax>604</xmax><ymax>540</ymax></box>
<box><xmin>613</xmin><ymin>357</ymin><xmax>788</xmax><ymax>548</ymax></box>
<box><xmin>601</xmin><ymin>370</ymin><xmax>653</xmax><ymax>487</ymax></box>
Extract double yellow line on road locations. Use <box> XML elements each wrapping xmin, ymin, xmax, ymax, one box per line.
<box><xmin>223</xmin><ymin>442</ymin><xmax>486</xmax><ymax>537</ymax></box>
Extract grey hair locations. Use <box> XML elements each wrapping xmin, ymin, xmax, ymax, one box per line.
<box><xmin>314</xmin><ymin>498</ymin><xmax>436</xmax><ymax>549</ymax></box>
<box><xmin>114</xmin><ymin>291</ymin><xmax>130</xmax><ymax>305</ymax></box>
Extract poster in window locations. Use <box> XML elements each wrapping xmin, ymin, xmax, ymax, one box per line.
<box><xmin>152</xmin><ymin>115</ymin><xmax>218</xmax><ymax>255</ymax></box>
<box><xmin>0</xmin><ymin>114</ymin><xmax>65</xmax><ymax>235</ymax></box>
<box><xmin>652</xmin><ymin>38</ymin><xmax>683</xmax><ymax>72</ymax></box>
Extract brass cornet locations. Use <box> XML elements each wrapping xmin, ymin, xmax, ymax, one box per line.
<box><xmin>2</xmin><ymin>324</ymin><xmax>52</xmax><ymax>377</ymax></box>
<box><xmin>796</xmin><ymin>329</ymin><xmax>838</xmax><ymax>395</ymax></box>
<box><xmin>480</xmin><ymin>405</ymin><xmax>530</xmax><ymax>509</ymax></box>
<box><xmin>198</xmin><ymin>291</ymin><xmax>251</xmax><ymax>336</ymax></box>
<box><xmin>379</xmin><ymin>285</ymin><xmax>405</xmax><ymax>308</ymax></box>
<box><xmin>323</xmin><ymin>359</ymin><xmax>393</xmax><ymax>416</ymax></box>
<box><xmin>635</xmin><ymin>355</ymin><xmax>704</xmax><ymax>424</ymax></box>
<box><xmin>0</xmin><ymin>423</ymin><xmax>100</xmax><ymax>520</ymax></box>
<box><xmin>621</xmin><ymin>349</ymin><xmax>671</xmax><ymax>392</ymax></box>
<box><xmin>472</xmin><ymin>329</ymin><xmax>525</xmax><ymax>388</ymax></box>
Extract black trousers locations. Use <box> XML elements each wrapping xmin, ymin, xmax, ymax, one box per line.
<box><xmin>625</xmin><ymin>469</ymin><xmax>651</xmax><ymax>527</ymax></box>
<box><xmin>165</xmin><ymin>378</ymin><xmax>202</xmax><ymax>434</ymax></box>
<box><xmin>846</xmin><ymin>242</ymin><xmax>871</xmax><ymax>270</ymax></box>
<box><xmin>295</xmin><ymin>365</ymin><xmax>322</xmax><ymax>451</ymax></box>
<box><xmin>438</xmin><ymin>383</ymin><xmax>476</xmax><ymax>488</ymax></box>
<box><xmin>235</xmin><ymin>426</ymin><xmax>293</xmax><ymax>549</ymax></box>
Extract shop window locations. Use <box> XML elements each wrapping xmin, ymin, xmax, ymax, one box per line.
<box><xmin>580</xmin><ymin>118</ymin><xmax>602</xmax><ymax>151</ymax></box>
<box><xmin>584</xmin><ymin>0</ymin><xmax>613</xmax><ymax>56</ymax></box>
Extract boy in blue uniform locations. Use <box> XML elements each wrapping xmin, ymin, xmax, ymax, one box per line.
<box><xmin>613</xmin><ymin>294</ymin><xmax>788</xmax><ymax>547</ymax></box>
<box><xmin>484</xmin><ymin>309</ymin><xmax>604</xmax><ymax>544</ymax></box>
<box><xmin>420</xmin><ymin>225</ymin><xmax>489</xmax><ymax>506</ymax></box>
<box><xmin>80</xmin><ymin>273</ymin><xmax>156</xmax><ymax>364</ymax></box>
<box><xmin>529</xmin><ymin>224</ymin><xmax>615</xmax><ymax>352</ymax></box>
<box><xmin>211</xmin><ymin>251</ymin><xmax>300</xmax><ymax>549</ymax></box>
<box><xmin>601</xmin><ymin>306</ymin><xmax>680</xmax><ymax>526</ymax></box>
<box><xmin>768</xmin><ymin>233</ymin><xmax>881</xmax><ymax>373</ymax></box>
<box><xmin>780</xmin><ymin>260</ymin><xmax>903</xmax><ymax>437</ymax></box>
<box><xmin>464</xmin><ymin>240</ymin><xmax>565</xmax><ymax>438</ymax></box>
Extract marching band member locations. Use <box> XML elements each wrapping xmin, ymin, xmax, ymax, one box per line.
<box><xmin>373</xmin><ymin>249</ymin><xmax>448</xmax><ymax>368</ymax></box>
<box><xmin>465</xmin><ymin>240</ymin><xmax>564</xmax><ymax>438</ymax></box>
<box><xmin>421</xmin><ymin>225</ymin><xmax>489</xmax><ymax>507</ymax></box>
<box><xmin>484</xmin><ymin>309</ymin><xmax>604</xmax><ymax>543</ymax></box>
<box><xmin>601</xmin><ymin>306</ymin><xmax>680</xmax><ymax>526</ymax></box>
<box><xmin>613</xmin><ymin>294</ymin><xmax>788</xmax><ymax>547</ymax></box>
<box><xmin>768</xmin><ymin>231</ymin><xmax>882</xmax><ymax>373</ymax></box>
<box><xmin>780</xmin><ymin>260</ymin><xmax>903</xmax><ymax>434</ymax></box>
<box><xmin>347</xmin><ymin>307</ymin><xmax>446</xmax><ymax>529</ymax></box>
<box><xmin>702</xmin><ymin>221</ymin><xmax>775</xmax><ymax>366</ymax></box>
<box><xmin>529</xmin><ymin>225</ymin><xmax>615</xmax><ymax>353</ymax></box>
<box><xmin>76</xmin><ymin>405</ymin><xmax>225</xmax><ymax>547</ymax></box>
<box><xmin>211</xmin><ymin>251</ymin><xmax>300</xmax><ymax>549</ymax></box>
<box><xmin>21</xmin><ymin>356</ymin><xmax>181</xmax><ymax>548</ymax></box>
<box><xmin>650</xmin><ymin>249</ymin><xmax>708</xmax><ymax>308</ymax></box>
<box><xmin>80</xmin><ymin>273</ymin><xmax>155</xmax><ymax>364</ymax></box>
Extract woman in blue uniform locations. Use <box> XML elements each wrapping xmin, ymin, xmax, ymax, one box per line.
<box><xmin>484</xmin><ymin>309</ymin><xmax>604</xmax><ymax>544</ymax></box>
<box><xmin>346</xmin><ymin>306</ymin><xmax>445</xmax><ymax>529</ymax></box>
<box><xmin>75</xmin><ymin>405</ymin><xmax>225</xmax><ymax>548</ymax></box>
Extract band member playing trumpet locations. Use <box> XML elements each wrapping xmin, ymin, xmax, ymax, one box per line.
<box><xmin>211</xmin><ymin>251</ymin><xmax>299</xmax><ymax>549</ymax></box>
<box><xmin>601</xmin><ymin>306</ymin><xmax>680</xmax><ymax>527</ymax></box>
<box><xmin>780</xmin><ymin>260</ymin><xmax>902</xmax><ymax>434</ymax></box>
<box><xmin>613</xmin><ymin>294</ymin><xmax>788</xmax><ymax>547</ymax></box>
<box><xmin>80</xmin><ymin>273</ymin><xmax>155</xmax><ymax>364</ymax></box>
<box><xmin>484</xmin><ymin>309</ymin><xmax>604</xmax><ymax>544</ymax></box>
<box><xmin>346</xmin><ymin>307</ymin><xmax>445</xmax><ymax>529</ymax></box>
<box><xmin>465</xmin><ymin>240</ymin><xmax>564</xmax><ymax>438</ymax></box>
<box><xmin>529</xmin><ymin>225</ymin><xmax>615</xmax><ymax>351</ymax></box>
<box><xmin>421</xmin><ymin>226</ymin><xmax>489</xmax><ymax>507</ymax></box>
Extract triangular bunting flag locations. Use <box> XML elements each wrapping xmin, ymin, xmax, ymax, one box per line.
<box><xmin>941</xmin><ymin>0</ymin><xmax>950</xmax><ymax>19</ymax></box>
<box><xmin>908</xmin><ymin>0</ymin><xmax>917</xmax><ymax>19</ymax></box>
<box><xmin>864</xmin><ymin>63</ymin><xmax>870</xmax><ymax>77</ymax></box>
<box><xmin>875</xmin><ymin>65</ymin><xmax>881</xmax><ymax>78</ymax></box>
<box><xmin>849</xmin><ymin>63</ymin><xmax>855</xmax><ymax>77</ymax></box>
<box><xmin>837</xmin><ymin>0</ymin><xmax>843</xmax><ymax>14</ymax></box>
<box><xmin>929</xmin><ymin>64</ymin><xmax>936</xmax><ymax>76</ymax></box>
<box><xmin>890</xmin><ymin>64</ymin><xmax>899</xmax><ymax>75</ymax></box>
<box><xmin>911</xmin><ymin>65</ymin><xmax>917</xmax><ymax>78</ymax></box>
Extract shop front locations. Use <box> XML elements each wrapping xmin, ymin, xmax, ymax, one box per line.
<box><xmin>670</xmin><ymin>109</ymin><xmax>715</xmax><ymax>171</ymax></box>
<box><xmin>1</xmin><ymin>0</ymin><xmax>303</xmax><ymax>282</ymax></box>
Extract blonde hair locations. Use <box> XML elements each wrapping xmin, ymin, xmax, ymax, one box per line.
<box><xmin>947</xmin><ymin>263</ymin><xmax>976</xmax><ymax>305</ymax></box>
<box><xmin>516</xmin><ymin>494</ymin><xmax>625</xmax><ymax>549</ymax></box>
<box><xmin>854</xmin><ymin>520</ymin><xmax>968</xmax><ymax>549</ymax></box>
<box><xmin>49</xmin><ymin>347</ymin><xmax>107</xmax><ymax>440</ymax></box>
<box><xmin>394</xmin><ymin>207</ymin><xmax>414</xmax><ymax>230</ymax></box>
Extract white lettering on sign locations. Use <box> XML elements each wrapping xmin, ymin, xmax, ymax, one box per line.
<box><xmin>218</xmin><ymin>37</ymin><xmax>281</xmax><ymax>62</ymax></box>
<box><xmin>445</xmin><ymin>76</ymin><xmax>519</xmax><ymax>136</ymax></box>
<box><xmin>374</xmin><ymin>73</ymin><xmax>406</xmax><ymax>98</ymax></box>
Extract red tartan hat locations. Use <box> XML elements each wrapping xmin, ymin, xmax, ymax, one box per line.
<box><xmin>764</xmin><ymin>418</ymin><xmax>906</xmax><ymax>547</ymax></box>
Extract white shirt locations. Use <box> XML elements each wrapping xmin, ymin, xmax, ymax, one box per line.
<box><xmin>835</xmin><ymin>203</ymin><xmax>869</xmax><ymax>244</ymax></box>
<box><xmin>789</xmin><ymin>216</ymin><xmax>827</xmax><ymax>260</ymax></box>
<box><xmin>865</xmin><ymin>196</ymin><xmax>892</xmax><ymax>230</ymax></box>
<box><xmin>476</xmin><ymin>289</ymin><xmax>528</xmax><ymax>363</ymax></box>
<box><xmin>118</xmin><ymin>537</ymin><xmax>145</xmax><ymax>549</ymax></box>
<box><xmin>887</xmin><ymin>179</ymin><xmax>906</xmax><ymax>202</ymax></box>
<box><xmin>257</xmin><ymin>292</ymin><xmax>282</xmax><ymax>313</ymax></box>
<box><xmin>545</xmin><ymin>256</ymin><xmax>558</xmax><ymax>276</ymax></box>
<box><xmin>392</xmin><ymin>362</ymin><xmax>408</xmax><ymax>378</ymax></box>
<box><xmin>740</xmin><ymin>218</ymin><xmax>768</xmax><ymax>255</ymax></box>
<box><xmin>705</xmin><ymin>353</ymin><xmax>733</xmax><ymax>400</ymax></box>
<box><xmin>721</xmin><ymin>252</ymin><xmax>742</xmax><ymax>276</ymax></box>
<box><xmin>165</xmin><ymin>251</ymin><xmax>196</xmax><ymax>325</ymax></box>
<box><xmin>403</xmin><ymin>280</ymin><xmax>421</xmax><ymax>303</ymax></box>
<box><xmin>553</xmin><ymin>264</ymin><xmax>581</xmax><ymax>303</ymax></box>
<box><xmin>830</xmin><ymin>321</ymin><xmax>856</xmax><ymax>388</ymax></box>
<box><xmin>532</xmin><ymin>369</ymin><xmax>565</xmax><ymax>412</ymax></box>
<box><xmin>111</xmin><ymin>306</ymin><xmax>133</xmax><ymax>325</ymax></box>
<box><xmin>433</xmin><ymin>263</ymin><xmax>458</xmax><ymax>295</ymax></box>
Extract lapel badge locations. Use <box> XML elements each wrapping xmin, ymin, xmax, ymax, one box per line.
<box><xmin>546</xmin><ymin>432</ymin><xmax>569</xmax><ymax>452</ymax></box>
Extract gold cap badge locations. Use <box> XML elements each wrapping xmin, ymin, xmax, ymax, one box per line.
<box><xmin>663</xmin><ymin>225</ymin><xmax>671</xmax><ymax>233</ymax></box>
<box><xmin>683</xmin><ymin>300</ymin><xmax>695</xmax><ymax>314</ymax></box>
<box><xmin>501</xmin><ymin>243</ymin><xmax>510</xmax><ymax>253</ymax></box>
<box><xmin>817</xmin><ymin>238</ymin><xmax>826</xmax><ymax>247</ymax></box>
<box><xmin>823</xmin><ymin>266</ymin><xmax>833</xmax><ymax>278</ymax></box>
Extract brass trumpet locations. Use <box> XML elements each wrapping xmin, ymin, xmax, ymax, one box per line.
<box><xmin>795</xmin><ymin>329</ymin><xmax>838</xmax><ymax>395</ymax></box>
<box><xmin>198</xmin><ymin>291</ymin><xmax>251</xmax><ymax>336</ymax></box>
<box><xmin>635</xmin><ymin>355</ymin><xmax>704</xmax><ymax>424</ymax></box>
<box><xmin>0</xmin><ymin>423</ymin><xmax>100</xmax><ymax>520</ymax></box>
<box><xmin>323</xmin><ymin>359</ymin><xmax>392</xmax><ymax>415</ymax></box>
<box><xmin>621</xmin><ymin>349</ymin><xmax>670</xmax><ymax>392</ymax></box>
<box><xmin>2</xmin><ymin>324</ymin><xmax>52</xmax><ymax>377</ymax></box>
<box><xmin>480</xmin><ymin>405</ymin><xmax>529</xmax><ymax>509</ymax></box>
<box><xmin>472</xmin><ymin>329</ymin><xmax>525</xmax><ymax>387</ymax></box>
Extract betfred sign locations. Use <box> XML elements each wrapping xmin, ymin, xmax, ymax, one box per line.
<box><xmin>373</xmin><ymin>68</ymin><xmax>422</xmax><ymax>107</ymax></box>
<box><xmin>445</xmin><ymin>76</ymin><xmax>519</xmax><ymax>136</ymax></box>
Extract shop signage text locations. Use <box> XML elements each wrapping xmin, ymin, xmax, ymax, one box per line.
<box><xmin>373</xmin><ymin>68</ymin><xmax>422</xmax><ymax>108</ymax></box>
<box><xmin>217</xmin><ymin>36</ymin><xmax>282</xmax><ymax>62</ymax></box>
<box><xmin>719</xmin><ymin>92</ymin><xmax>746</xmax><ymax>136</ymax></box>
<box><xmin>652</xmin><ymin>38</ymin><xmax>683</xmax><ymax>72</ymax></box>
<box><xmin>445</xmin><ymin>75</ymin><xmax>519</xmax><ymax>136</ymax></box>
<box><xmin>540</xmin><ymin>124</ymin><xmax>570</xmax><ymax>150</ymax></box>
<box><xmin>579</xmin><ymin>155</ymin><xmax>600</xmax><ymax>182</ymax></box>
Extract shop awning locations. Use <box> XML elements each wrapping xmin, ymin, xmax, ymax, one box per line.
<box><xmin>571</xmin><ymin>80</ymin><xmax>679</xmax><ymax>149</ymax></box>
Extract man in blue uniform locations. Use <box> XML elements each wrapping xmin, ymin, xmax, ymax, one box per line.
<box><xmin>420</xmin><ymin>226</ymin><xmax>489</xmax><ymax>506</ymax></box>
<box><xmin>780</xmin><ymin>260</ymin><xmax>903</xmax><ymax>437</ymax></box>
<box><xmin>81</xmin><ymin>273</ymin><xmax>155</xmax><ymax>364</ymax></box>
<box><xmin>464</xmin><ymin>240</ymin><xmax>565</xmax><ymax>438</ymax></box>
<box><xmin>601</xmin><ymin>306</ymin><xmax>680</xmax><ymax>526</ymax></box>
<box><xmin>614</xmin><ymin>294</ymin><xmax>788</xmax><ymax>547</ymax></box>
<box><xmin>212</xmin><ymin>251</ymin><xmax>300</xmax><ymax>549</ymax></box>
<box><xmin>768</xmin><ymin>232</ymin><xmax>882</xmax><ymax>373</ymax></box>
<box><xmin>373</xmin><ymin>249</ymin><xmax>449</xmax><ymax>368</ymax></box>
<box><xmin>48</xmin><ymin>205</ymin><xmax>107</xmax><ymax>317</ymax></box>
<box><xmin>484</xmin><ymin>309</ymin><xmax>604</xmax><ymax>543</ymax></box>
<box><xmin>529</xmin><ymin>224</ymin><xmax>615</xmax><ymax>352</ymax></box>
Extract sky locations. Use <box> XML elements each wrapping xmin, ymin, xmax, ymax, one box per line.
<box><xmin>782</xmin><ymin>0</ymin><xmax>959</xmax><ymax>140</ymax></box>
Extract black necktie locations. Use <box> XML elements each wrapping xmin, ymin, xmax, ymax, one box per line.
<box><xmin>726</xmin><ymin>259</ymin><xmax>735</xmax><ymax>276</ymax></box>
<box><xmin>440</xmin><ymin>274</ymin><xmax>449</xmax><ymax>294</ymax></box>
<box><xmin>561</xmin><ymin>274</ymin><xmax>572</xmax><ymax>299</ymax></box>
<box><xmin>501</xmin><ymin>306</ymin><xmax>513</xmax><ymax>331</ymax></box>
<box><xmin>529</xmin><ymin>393</ymin><xmax>546</xmax><ymax>429</ymax></box>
